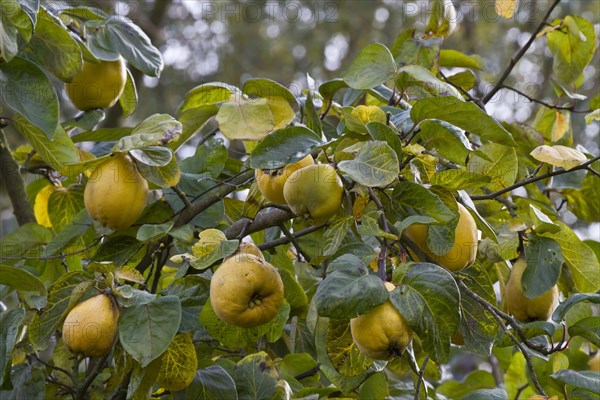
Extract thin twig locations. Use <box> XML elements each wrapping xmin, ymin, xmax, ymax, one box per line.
<box><xmin>471</xmin><ymin>155</ymin><xmax>600</xmax><ymax>201</ymax></box>
<box><xmin>279</xmin><ymin>223</ymin><xmax>312</xmax><ymax>262</ymax></box>
<box><xmin>414</xmin><ymin>355</ymin><xmax>430</xmax><ymax>400</ymax></box>
<box><xmin>257</xmin><ymin>224</ymin><xmax>325</xmax><ymax>252</ymax></box>
<box><xmin>34</xmin><ymin>354</ymin><xmax>75</xmax><ymax>383</ymax></box>
<box><xmin>482</xmin><ymin>0</ymin><xmax>562</xmax><ymax>104</ymax></box>
<box><xmin>74</xmin><ymin>353</ymin><xmax>110</xmax><ymax>400</ymax></box>
<box><xmin>369</xmin><ymin>188</ymin><xmax>392</xmax><ymax>281</ymax></box>
<box><xmin>499</xmin><ymin>85</ymin><xmax>586</xmax><ymax>112</ymax></box>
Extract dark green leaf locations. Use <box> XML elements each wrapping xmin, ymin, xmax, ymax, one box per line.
<box><xmin>136</xmin><ymin>221</ymin><xmax>174</xmax><ymax>243</ymax></box>
<box><xmin>319</xmin><ymin>78</ymin><xmax>348</xmax><ymax>102</ymax></box>
<box><xmin>522</xmin><ymin>234</ymin><xmax>563</xmax><ymax>298</ymax></box>
<box><xmin>118</xmin><ymin>295</ymin><xmax>181</xmax><ymax>367</ymax></box>
<box><xmin>243</xmin><ymin>78</ymin><xmax>297</xmax><ymax>106</ymax></box>
<box><xmin>395</xmin><ymin>65</ymin><xmax>461</xmax><ymax>98</ymax></box>
<box><xmin>551</xmin><ymin>369</ymin><xmax>600</xmax><ymax>394</ymax></box>
<box><xmin>233</xmin><ymin>352</ymin><xmax>278</xmax><ymax>400</ymax></box>
<box><xmin>249</xmin><ymin>126</ymin><xmax>321</xmax><ymax>169</ymax></box>
<box><xmin>178</xmin><ymin>365</ymin><xmax>238</xmax><ymax>400</ymax></box>
<box><xmin>0</xmin><ymin>223</ymin><xmax>51</xmax><ymax>259</ymax></box>
<box><xmin>365</xmin><ymin>122</ymin><xmax>403</xmax><ymax>160</ymax></box>
<box><xmin>338</xmin><ymin>141</ymin><xmax>399</xmax><ymax>187</ymax></box>
<box><xmin>392</xmin><ymin>181</ymin><xmax>454</xmax><ymax>227</ymax></box>
<box><xmin>0</xmin><ymin>265</ymin><xmax>45</xmax><ymax>295</ymax></box>
<box><xmin>314</xmin><ymin>254</ymin><xmax>388</xmax><ymax>318</ymax></box>
<box><xmin>495</xmin><ymin>321</ymin><xmax>556</xmax><ymax>347</ymax></box>
<box><xmin>0</xmin><ymin>308</ymin><xmax>25</xmax><ymax>389</ymax></box>
<box><xmin>27</xmin><ymin>8</ymin><xmax>82</xmax><ymax>81</ymax></box>
<box><xmin>344</xmin><ymin>43</ymin><xmax>396</xmax><ymax>89</ymax></box>
<box><xmin>552</xmin><ymin>292</ymin><xmax>600</xmax><ymax>322</ymax></box>
<box><xmin>304</xmin><ymin>91</ymin><xmax>323</xmax><ymax>136</ymax></box>
<box><xmin>437</xmin><ymin>370</ymin><xmax>496</xmax><ymax>399</ymax></box>
<box><xmin>411</xmin><ymin>97</ymin><xmax>516</xmax><ymax>146</ymax></box>
<box><xmin>0</xmin><ymin>58</ymin><xmax>59</xmax><ymax>138</ymax></box>
<box><xmin>119</xmin><ymin>68</ymin><xmax>137</xmax><ymax>117</ymax></box>
<box><xmin>463</xmin><ymin>388</ymin><xmax>508</xmax><ymax>400</ymax></box>
<box><xmin>91</xmin><ymin>236</ymin><xmax>143</xmax><ymax>267</ymax></box>
<box><xmin>279</xmin><ymin>269</ymin><xmax>309</xmax><ymax>318</ymax></box>
<box><xmin>322</xmin><ymin>216</ymin><xmax>354</xmax><ymax>257</ymax></box>
<box><xmin>568</xmin><ymin>316</ymin><xmax>600</xmax><ymax>347</ymax></box>
<box><xmin>391</xmin><ymin>262</ymin><xmax>460</xmax><ymax>363</ymax></box>
<box><xmin>1</xmin><ymin>364</ymin><xmax>45</xmax><ymax>399</ymax></box>
<box><xmin>0</xmin><ymin>0</ymin><xmax>32</xmax><ymax>62</ymax></box>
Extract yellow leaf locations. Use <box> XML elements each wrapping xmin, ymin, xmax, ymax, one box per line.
<box><xmin>34</xmin><ymin>184</ymin><xmax>56</xmax><ymax>228</ymax></box>
<box><xmin>266</xmin><ymin>96</ymin><xmax>295</xmax><ymax>130</ymax></box>
<box><xmin>495</xmin><ymin>0</ymin><xmax>519</xmax><ymax>19</ymax></box>
<box><xmin>156</xmin><ymin>333</ymin><xmax>197</xmax><ymax>392</ymax></box>
<box><xmin>351</xmin><ymin>105</ymin><xmax>386</xmax><ymax>126</ymax></box>
<box><xmin>585</xmin><ymin>109</ymin><xmax>600</xmax><ymax>125</ymax></box>
<box><xmin>551</xmin><ymin>110</ymin><xmax>570</xmax><ymax>142</ymax></box>
<box><xmin>530</xmin><ymin>145</ymin><xmax>587</xmax><ymax>170</ymax></box>
<box><xmin>191</xmin><ymin>228</ymin><xmax>227</xmax><ymax>258</ymax></box>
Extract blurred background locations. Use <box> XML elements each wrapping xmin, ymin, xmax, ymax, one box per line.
<box><xmin>1</xmin><ymin>0</ymin><xmax>599</xmax><ymax>237</ymax></box>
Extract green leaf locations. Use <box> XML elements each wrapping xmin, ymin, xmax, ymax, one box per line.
<box><xmin>319</xmin><ymin>78</ymin><xmax>349</xmax><ymax>102</ymax></box>
<box><xmin>182</xmin><ymin>365</ymin><xmax>238</xmax><ymax>400</ymax></box>
<box><xmin>530</xmin><ymin>204</ymin><xmax>561</xmax><ymax>234</ymax></box>
<box><xmin>119</xmin><ymin>68</ymin><xmax>137</xmax><ymax>117</ymax></box>
<box><xmin>568</xmin><ymin>316</ymin><xmax>600</xmax><ymax>347</ymax></box>
<box><xmin>178</xmin><ymin>82</ymin><xmax>239</xmax><ymax>112</ymax></box>
<box><xmin>495</xmin><ymin>321</ymin><xmax>556</xmax><ymax>347</ymax></box>
<box><xmin>390</xmin><ymin>28</ymin><xmax>441</xmax><ymax>70</ymax></box>
<box><xmin>390</xmin><ymin>262</ymin><xmax>460</xmax><ymax>363</ymax></box>
<box><xmin>0</xmin><ymin>0</ymin><xmax>32</xmax><ymax>62</ymax></box>
<box><xmin>172</xmin><ymin>105</ymin><xmax>219</xmax><ymax>151</ymax></box>
<box><xmin>0</xmin><ymin>57</ymin><xmax>59</xmax><ymax>139</ymax></box>
<box><xmin>249</xmin><ymin>126</ymin><xmax>321</xmax><ymax>169</ymax></box>
<box><xmin>136</xmin><ymin>221</ymin><xmax>174</xmax><ymax>243</ymax></box>
<box><xmin>27</xmin><ymin>8</ymin><xmax>82</xmax><ymax>81</ymax></box>
<box><xmin>430</xmin><ymin>170</ymin><xmax>492</xmax><ymax>190</ymax></box>
<box><xmin>233</xmin><ymin>352</ymin><xmax>278</xmax><ymax>400</ymax></box>
<box><xmin>0</xmin><ymin>308</ymin><xmax>25</xmax><ymax>389</ymax></box>
<box><xmin>215</xmin><ymin>98</ymin><xmax>274</xmax><ymax>141</ymax></box>
<box><xmin>118</xmin><ymin>295</ymin><xmax>181</xmax><ymax>367</ymax></box>
<box><xmin>521</xmin><ymin>234</ymin><xmax>563</xmax><ymax>298</ymax></box>
<box><xmin>467</xmin><ymin>143</ymin><xmax>518</xmax><ymax>191</ymax></box>
<box><xmin>129</xmin><ymin>146</ymin><xmax>173</xmax><ymax>167</ymax></box>
<box><xmin>278</xmin><ymin>269</ymin><xmax>309</xmax><ymax>318</ymax></box>
<box><xmin>392</xmin><ymin>181</ymin><xmax>454</xmax><ymax>226</ymax></box>
<box><xmin>189</xmin><ymin>240</ymin><xmax>239</xmax><ymax>271</ymax></box>
<box><xmin>540</xmin><ymin>222</ymin><xmax>600</xmax><ymax>293</ymax></box>
<box><xmin>29</xmin><ymin>271</ymin><xmax>94</xmax><ymax>350</ymax></box>
<box><xmin>91</xmin><ymin>236</ymin><xmax>143</xmax><ymax>267</ymax></box>
<box><xmin>71</xmin><ymin>127</ymin><xmax>133</xmax><ymax>143</ymax></box>
<box><xmin>547</xmin><ymin>15</ymin><xmax>597</xmax><ymax>86</ymax></box>
<box><xmin>456</xmin><ymin>262</ymin><xmax>498</xmax><ymax>355</ymax></box>
<box><xmin>344</xmin><ymin>43</ymin><xmax>396</xmax><ymax>89</ymax></box>
<box><xmin>365</xmin><ymin>122</ymin><xmax>403</xmax><ymax>160</ymax></box>
<box><xmin>446</xmin><ymin>70</ymin><xmax>477</xmax><ymax>92</ymax></box>
<box><xmin>463</xmin><ymin>388</ymin><xmax>508</xmax><ymax>400</ymax></box>
<box><xmin>338</xmin><ymin>141</ymin><xmax>399</xmax><ymax>187</ymax></box>
<box><xmin>395</xmin><ymin>65</ymin><xmax>462</xmax><ymax>98</ymax></box>
<box><xmin>242</xmin><ymin>78</ymin><xmax>297</xmax><ymax>107</ymax></box>
<box><xmin>2</xmin><ymin>364</ymin><xmax>45</xmax><ymax>399</ymax></box>
<box><xmin>313</xmin><ymin>254</ymin><xmax>389</xmax><ymax>318</ymax></box>
<box><xmin>114</xmin><ymin>114</ymin><xmax>182</xmax><ymax>152</ymax></box>
<box><xmin>437</xmin><ymin>370</ymin><xmax>496</xmax><ymax>398</ymax></box>
<box><xmin>439</xmin><ymin>49</ymin><xmax>484</xmax><ymax>70</ymax></box>
<box><xmin>91</xmin><ymin>16</ymin><xmax>163</xmax><ymax>77</ymax></box>
<box><xmin>552</xmin><ymin>292</ymin><xmax>600</xmax><ymax>322</ymax></box>
<box><xmin>411</xmin><ymin>97</ymin><xmax>517</xmax><ymax>146</ymax></box>
<box><xmin>13</xmin><ymin>115</ymin><xmax>80</xmax><ymax>170</ymax></box>
<box><xmin>136</xmin><ymin>155</ymin><xmax>181</xmax><ymax>188</ymax></box>
<box><xmin>0</xmin><ymin>223</ymin><xmax>52</xmax><ymax>259</ymax></box>
<box><xmin>358</xmin><ymin>371</ymin><xmax>387</xmax><ymax>400</ymax></box>
<box><xmin>304</xmin><ymin>91</ymin><xmax>323</xmax><ymax>136</ymax></box>
<box><xmin>426</xmin><ymin>0</ymin><xmax>457</xmax><ymax>38</ymax></box>
<box><xmin>551</xmin><ymin>369</ymin><xmax>600</xmax><ymax>394</ymax></box>
<box><xmin>322</xmin><ymin>216</ymin><xmax>354</xmax><ymax>257</ymax></box>
<box><xmin>199</xmin><ymin>299</ymin><xmax>290</xmax><ymax>349</ymax></box>
<box><xmin>0</xmin><ymin>265</ymin><xmax>46</xmax><ymax>295</ymax></box>
<box><xmin>563</xmin><ymin>162</ymin><xmax>600</xmax><ymax>222</ymax></box>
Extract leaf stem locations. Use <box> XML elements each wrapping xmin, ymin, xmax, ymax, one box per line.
<box><xmin>414</xmin><ymin>355</ymin><xmax>430</xmax><ymax>400</ymax></box>
<box><xmin>74</xmin><ymin>353</ymin><xmax>109</xmax><ymax>400</ymax></box>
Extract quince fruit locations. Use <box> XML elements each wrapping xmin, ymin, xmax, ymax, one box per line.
<box><xmin>62</xmin><ymin>294</ymin><xmax>119</xmax><ymax>358</ymax></box>
<box><xmin>255</xmin><ymin>155</ymin><xmax>314</xmax><ymax>205</ymax></box>
<box><xmin>210</xmin><ymin>253</ymin><xmax>284</xmax><ymax>327</ymax></box>
<box><xmin>65</xmin><ymin>58</ymin><xmax>127</xmax><ymax>111</ymax></box>
<box><xmin>503</xmin><ymin>258</ymin><xmax>559</xmax><ymax>322</ymax></box>
<box><xmin>404</xmin><ymin>203</ymin><xmax>478</xmax><ymax>271</ymax></box>
<box><xmin>350</xmin><ymin>282</ymin><xmax>413</xmax><ymax>360</ymax></box>
<box><xmin>283</xmin><ymin>163</ymin><xmax>344</xmax><ymax>225</ymax></box>
<box><xmin>84</xmin><ymin>154</ymin><xmax>148</xmax><ymax>230</ymax></box>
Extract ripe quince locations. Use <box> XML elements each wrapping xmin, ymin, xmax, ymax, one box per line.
<box><xmin>283</xmin><ymin>163</ymin><xmax>343</xmax><ymax>225</ymax></box>
<box><xmin>62</xmin><ymin>294</ymin><xmax>119</xmax><ymax>358</ymax></box>
<box><xmin>404</xmin><ymin>203</ymin><xmax>478</xmax><ymax>271</ymax></box>
<box><xmin>255</xmin><ymin>155</ymin><xmax>314</xmax><ymax>205</ymax></box>
<box><xmin>350</xmin><ymin>282</ymin><xmax>413</xmax><ymax>360</ymax></box>
<box><xmin>84</xmin><ymin>154</ymin><xmax>148</xmax><ymax>230</ymax></box>
<box><xmin>210</xmin><ymin>253</ymin><xmax>284</xmax><ymax>327</ymax></box>
<box><xmin>65</xmin><ymin>58</ymin><xmax>127</xmax><ymax>111</ymax></box>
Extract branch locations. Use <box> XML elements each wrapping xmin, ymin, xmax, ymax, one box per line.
<box><xmin>499</xmin><ymin>85</ymin><xmax>586</xmax><ymax>112</ymax></box>
<box><xmin>0</xmin><ymin>128</ymin><xmax>35</xmax><ymax>225</ymax></box>
<box><xmin>257</xmin><ymin>224</ymin><xmax>324</xmax><ymax>252</ymax></box>
<box><xmin>482</xmin><ymin>0</ymin><xmax>562</xmax><ymax>104</ymax></box>
<box><xmin>414</xmin><ymin>356</ymin><xmax>430</xmax><ymax>400</ymax></box>
<box><xmin>224</xmin><ymin>208</ymin><xmax>293</xmax><ymax>239</ymax></box>
<box><xmin>278</xmin><ymin>223</ymin><xmax>312</xmax><ymax>262</ymax></box>
<box><xmin>471</xmin><ymin>155</ymin><xmax>600</xmax><ymax>201</ymax></box>
<box><xmin>74</xmin><ymin>353</ymin><xmax>109</xmax><ymax>400</ymax></box>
